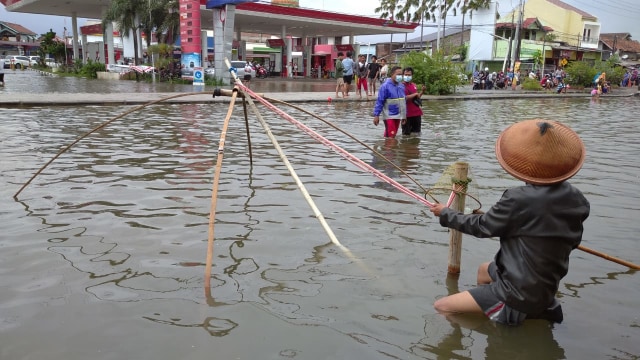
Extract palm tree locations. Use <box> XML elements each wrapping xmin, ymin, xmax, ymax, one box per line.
<box><xmin>155</xmin><ymin>0</ymin><xmax>180</xmax><ymax>45</ymax></box>
<box><xmin>375</xmin><ymin>0</ymin><xmax>405</xmax><ymax>60</ymax></box>
<box><xmin>103</xmin><ymin>0</ymin><xmax>147</xmax><ymax>65</ymax></box>
<box><xmin>396</xmin><ymin>0</ymin><xmax>491</xmax><ymax>52</ymax></box>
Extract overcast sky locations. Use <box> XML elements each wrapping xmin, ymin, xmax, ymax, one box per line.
<box><xmin>1</xmin><ymin>0</ymin><xmax>638</xmax><ymax>42</ymax></box>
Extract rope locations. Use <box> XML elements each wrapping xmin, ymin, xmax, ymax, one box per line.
<box><xmin>224</xmin><ymin>59</ymin><xmax>351</xmax><ymax>253</ymax></box>
<box><xmin>264</xmin><ymin>97</ymin><xmax>430</xmax><ymax>195</ymax></box>
<box><xmin>238</xmin><ymin>85</ymin><xmax>438</xmax><ymax>208</ymax></box>
<box><xmin>13</xmin><ymin>91</ymin><xmax>222</xmax><ymax>199</ymax></box>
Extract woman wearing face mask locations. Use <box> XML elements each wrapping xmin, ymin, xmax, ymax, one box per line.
<box><xmin>372</xmin><ymin>66</ymin><xmax>406</xmax><ymax>138</ymax></box>
<box><xmin>402</xmin><ymin>67</ymin><xmax>426</xmax><ymax>136</ymax></box>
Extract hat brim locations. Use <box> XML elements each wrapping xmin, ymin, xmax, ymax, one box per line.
<box><xmin>495</xmin><ymin>121</ymin><xmax>586</xmax><ymax>185</ymax></box>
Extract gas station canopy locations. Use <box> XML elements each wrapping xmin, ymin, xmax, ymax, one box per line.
<box><xmin>1</xmin><ymin>0</ymin><xmax>417</xmax><ymax>38</ymax></box>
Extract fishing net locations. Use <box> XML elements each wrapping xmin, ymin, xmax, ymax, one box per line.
<box><xmin>424</xmin><ymin>162</ymin><xmax>483</xmax><ymax>214</ymax></box>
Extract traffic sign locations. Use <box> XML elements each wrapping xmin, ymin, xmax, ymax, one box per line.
<box><xmin>193</xmin><ymin>67</ymin><xmax>204</xmax><ymax>86</ymax></box>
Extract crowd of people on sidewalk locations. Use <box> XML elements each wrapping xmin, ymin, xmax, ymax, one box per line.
<box><xmin>335</xmin><ymin>51</ymin><xmax>388</xmax><ymax>100</ymax></box>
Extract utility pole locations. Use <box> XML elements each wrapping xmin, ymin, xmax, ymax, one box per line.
<box><xmin>149</xmin><ymin>0</ymin><xmax>155</xmax><ymax>82</ymax></box>
<box><xmin>460</xmin><ymin>5</ymin><xmax>466</xmax><ymax>48</ymax></box>
<box><xmin>505</xmin><ymin>11</ymin><xmax>514</xmax><ymax>70</ymax></box>
<box><xmin>512</xmin><ymin>0</ymin><xmax>523</xmax><ymax>67</ymax></box>
<box><xmin>420</xmin><ymin>10</ymin><xmax>425</xmax><ymax>52</ymax></box>
<box><xmin>436</xmin><ymin>0</ymin><xmax>442</xmax><ymax>51</ymax></box>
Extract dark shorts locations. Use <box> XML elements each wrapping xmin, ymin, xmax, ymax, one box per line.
<box><xmin>343</xmin><ymin>75</ymin><xmax>353</xmax><ymax>85</ymax></box>
<box><xmin>468</xmin><ymin>262</ymin><xmax>527</xmax><ymax>325</ymax></box>
<box><xmin>244</xmin><ymin>74</ymin><xmax>251</xmax><ymax>81</ymax></box>
<box><xmin>469</xmin><ymin>262</ymin><xmax>563</xmax><ymax>325</ymax></box>
<box><xmin>402</xmin><ymin>115</ymin><xmax>422</xmax><ymax>135</ymax></box>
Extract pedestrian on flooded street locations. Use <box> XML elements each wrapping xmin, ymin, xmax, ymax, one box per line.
<box><xmin>372</xmin><ymin>66</ymin><xmax>406</xmax><ymax>138</ymax></box>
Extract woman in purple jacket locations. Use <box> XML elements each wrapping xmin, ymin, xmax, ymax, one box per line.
<box><xmin>372</xmin><ymin>66</ymin><xmax>406</xmax><ymax>138</ymax></box>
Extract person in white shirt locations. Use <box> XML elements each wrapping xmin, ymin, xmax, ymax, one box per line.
<box><xmin>243</xmin><ymin>61</ymin><xmax>253</xmax><ymax>87</ymax></box>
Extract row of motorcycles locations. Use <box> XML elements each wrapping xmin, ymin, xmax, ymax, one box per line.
<box><xmin>472</xmin><ymin>70</ymin><xmax>511</xmax><ymax>90</ymax></box>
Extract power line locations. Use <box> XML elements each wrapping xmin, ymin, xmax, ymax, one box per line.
<box><xmin>570</xmin><ymin>0</ymin><xmax>640</xmax><ymax>14</ymax></box>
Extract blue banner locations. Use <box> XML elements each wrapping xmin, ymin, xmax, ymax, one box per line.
<box><xmin>206</xmin><ymin>0</ymin><xmax>258</xmax><ymax>8</ymax></box>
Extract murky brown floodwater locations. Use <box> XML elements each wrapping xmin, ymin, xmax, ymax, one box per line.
<box><xmin>1</xmin><ymin>71</ymin><xmax>639</xmax><ymax>359</ymax></box>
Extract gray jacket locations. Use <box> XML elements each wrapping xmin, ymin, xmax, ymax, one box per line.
<box><xmin>438</xmin><ymin>182</ymin><xmax>590</xmax><ymax>314</ymax></box>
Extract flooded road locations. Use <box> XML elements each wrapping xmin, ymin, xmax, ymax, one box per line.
<box><xmin>1</xmin><ymin>71</ymin><xmax>639</xmax><ymax>359</ymax></box>
<box><xmin>0</xmin><ymin>68</ymin><xmax>339</xmax><ymax>94</ymax></box>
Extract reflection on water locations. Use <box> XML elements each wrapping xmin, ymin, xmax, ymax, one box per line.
<box><xmin>412</xmin><ymin>273</ymin><xmax>566</xmax><ymax>359</ymax></box>
<box><xmin>1</xmin><ymin>96</ymin><xmax>640</xmax><ymax>359</ymax></box>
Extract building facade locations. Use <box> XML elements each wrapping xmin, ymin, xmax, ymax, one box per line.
<box><xmin>0</xmin><ymin>21</ymin><xmax>38</xmax><ymax>56</ymax></box>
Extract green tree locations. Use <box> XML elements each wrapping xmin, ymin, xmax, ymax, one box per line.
<box><xmin>37</xmin><ymin>29</ymin><xmax>66</xmax><ymax>66</ymax></box>
<box><xmin>400</xmin><ymin>50</ymin><xmax>464</xmax><ymax>95</ymax></box>
<box><xmin>564</xmin><ymin>61</ymin><xmax>595</xmax><ymax>87</ymax></box>
<box><xmin>156</xmin><ymin>0</ymin><xmax>180</xmax><ymax>44</ymax></box>
<box><xmin>381</xmin><ymin>0</ymin><xmax>491</xmax><ymax>53</ymax></box>
<box><xmin>563</xmin><ymin>59</ymin><xmax>624</xmax><ymax>88</ymax></box>
<box><xmin>103</xmin><ymin>0</ymin><xmax>146</xmax><ymax>65</ymax></box>
<box><xmin>398</xmin><ymin>0</ymin><xmax>491</xmax><ymax>25</ymax></box>
<box><xmin>375</xmin><ymin>0</ymin><xmax>405</xmax><ymax>60</ymax></box>
<box><xmin>531</xmin><ymin>49</ymin><xmax>543</xmax><ymax>71</ymax></box>
<box><xmin>140</xmin><ymin>0</ymin><xmax>178</xmax><ymax>47</ymax></box>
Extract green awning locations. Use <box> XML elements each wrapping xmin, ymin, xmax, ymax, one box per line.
<box><xmin>252</xmin><ymin>46</ymin><xmax>281</xmax><ymax>53</ymax></box>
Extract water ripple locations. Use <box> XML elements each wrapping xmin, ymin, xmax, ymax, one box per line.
<box><xmin>1</xmin><ymin>97</ymin><xmax>639</xmax><ymax>359</ymax></box>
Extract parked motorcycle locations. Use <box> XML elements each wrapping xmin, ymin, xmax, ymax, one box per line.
<box><xmin>472</xmin><ymin>76</ymin><xmax>482</xmax><ymax>90</ymax></box>
<box><xmin>256</xmin><ymin>65</ymin><xmax>268</xmax><ymax>79</ymax></box>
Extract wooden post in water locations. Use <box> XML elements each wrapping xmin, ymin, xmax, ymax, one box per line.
<box><xmin>448</xmin><ymin>162</ymin><xmax>469</xmax><ymax>274</ymax></box>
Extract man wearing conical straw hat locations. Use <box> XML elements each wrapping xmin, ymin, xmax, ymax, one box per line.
<box><xmin>430</xmin><ymin>120</ymin><xmax>590</xmax><ymax>326</ymax></box>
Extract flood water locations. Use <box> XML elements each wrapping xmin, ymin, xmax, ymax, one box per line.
<box><xmin>1</xmin><ymin>71</ymin><xmax>639</xmax><ymax>359</ymax></box>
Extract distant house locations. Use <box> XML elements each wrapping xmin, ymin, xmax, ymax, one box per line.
<box><xmin>495</xmin><ymin>17</ymin><xmax>553</xmax><ymax>43</ymax></box>
<box><xmin>0</xmin><ymin>21</ymin><xmax>38</xmax><ymax>42</ymax></box>
<box><xmin>494</xmin><ymin>17</ymin><xmax>553</xmax><ymax>66</ymax></box>
<box><xmin>600</xmin><ymin>33</ymin><xmax>640</xmax><ymax>65</ymax></box>
<box><xmin>395</xmin><ymin>27</ymin><xmax>471</xmax><ymax>58</ymax></box>
<box><xmin>499</xmin><ymin>0</ymin><xmax>602</xmax><ymax>68</ymax></box>
<box><xmin>0</xmin><ymin>21</ymin><xmax>39</xmax><ymax>55</ymax></box>
<box><xmin>508</xmin><ymin>0</ymin><xmax>601</xmax><ymax>49</ymax></box>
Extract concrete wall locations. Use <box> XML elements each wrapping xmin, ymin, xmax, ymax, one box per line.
<box><xmin>96</xmin><ymin>71</ymin><xmax>121</xmax><ymax>80</ymax></box>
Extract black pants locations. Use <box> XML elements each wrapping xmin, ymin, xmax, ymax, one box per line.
<box><xmin>402</xmin><ymin>115</ymin><xmax>422</xmax><ymax>135</ymax></box>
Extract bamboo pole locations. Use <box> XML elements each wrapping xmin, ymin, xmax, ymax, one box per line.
<box><xmin>577</xmin><ymin>245</ymin><xmax>640</xmax><ymax>270</ymax></box>
<box><xmin>224</xmin><ymin>58</ymin><xmax>348</xmax><ymax>251</ymax></box>
<box><xmin>204</xmin><ymin>89</ymin><xmax>239</xmax><ymax>294</ymax></box>
<box><xmin>13</xmin><ymin>89</ymin><xmax>259</xmax><ymax>200</ymax></box>
<box><xmin>241</xmin><ymin>97</ymin><xmax>253</xmax><ymax>166</ymax></box>
<box><xmin>448</xmin><ymin>162</ymin><xmax>469</xmax><ymax>274</ymax></box>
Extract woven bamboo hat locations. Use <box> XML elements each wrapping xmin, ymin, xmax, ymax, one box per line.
<box><xmin>495</xmin><ymin>120</ymin><xmax>585</xmax><ymax>185</ymax></box>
